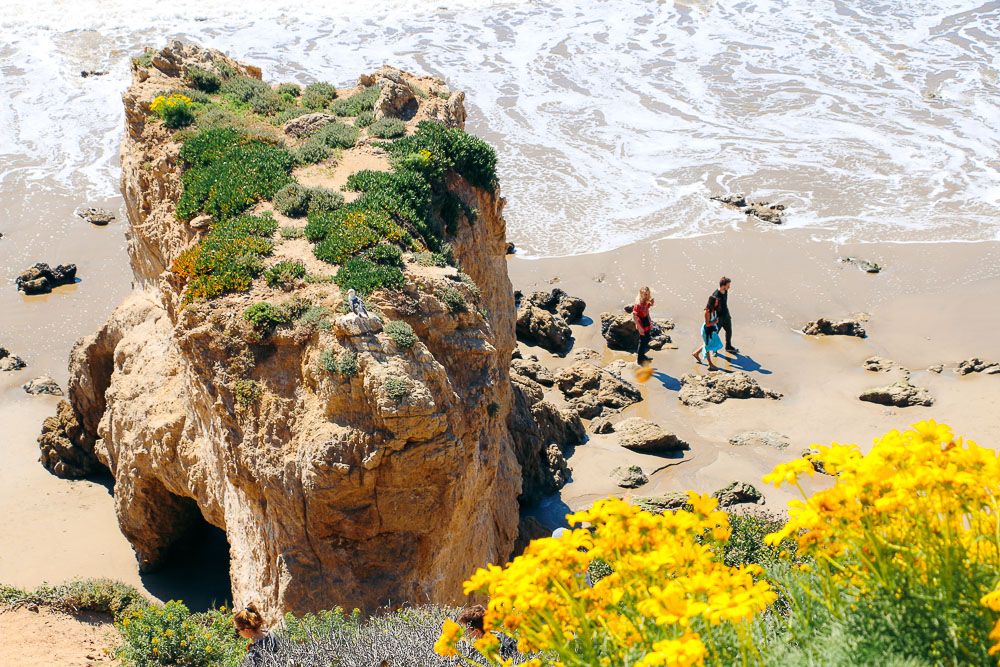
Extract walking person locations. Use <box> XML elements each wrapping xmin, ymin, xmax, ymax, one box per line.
<box><xmin>234</xmin><ymin>603</ymin><xmax>278</xmax><ymax>666</ymax></box>
<box><xmin>692</xmin><ymin>295</ymin><xmax>724</xmax><ymax>371</ymax></box>
<box><xmin>713</xmin><ymin>277</ymin><xmax>738</xmax><ymax>354</ymax></box>
<box><xmin>632</xmin><ymin>286</ymin><xmax>654</xmax><ymax>365</ymax></box>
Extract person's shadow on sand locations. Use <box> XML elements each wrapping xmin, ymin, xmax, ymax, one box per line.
<box><xmin>651</xmin><ymin>370</ymin><xmax>681</xmax><ymax>391</ymax></box>
<box><xmin>718</xmin><ymin>352</ymin><xmax>771</xmax><ymax>375</ymax></box>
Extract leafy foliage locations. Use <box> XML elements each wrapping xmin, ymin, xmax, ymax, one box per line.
<box><xmin>368</xmin><ymin>117</ymin><xmax>407</xmax><ymax>139</ymax></box>
<box><xmin>220</xmin><ymin>75</ymin><xmax>270</xmax><ymax>103</ymax></box>
<box><xmin>272</xmin><ymin>183</ymin><xmax>311</xmax><ymax>218</ymax></box>
<box><xmin>437</xmin><ymin>286</ymin><xmax>467</xmax><ymax>313</ymax></box>
<box><xmin>264</xmin><ymin>261</ymin><xmax>306</xmax><ymax>289</ymax></box>
<box><xmin>172</xmin><ymin>213</ymin><xmax>278</xmax><ymax>302</ymax></box>
<box><xmin>414</xmin><ymin>251</ymin><xmax>448</xmax><ymax>267</ymax></box>
<box><xmin>384</xmin><ymin>376</ymin><xmax>411</xmax><ymax>402</ymax></box>
<box><xmin>384</xmin><ymin>320</ymin><xmax>417</xmax><ymax>349</ymax></box>
<box><xmin>334</xmin><ymin>255</ymin><xmax>406</xmax><ymax>296</ymax></box>
<box><xmin>185</xmin><ymin>66</ymin><xmax>222</xmax><ymax>93</ymax></box>
<box><xmin>244</xmin><ymin>302</ymin><xmax>289</xmax><ymax>330</ymax></box>
<box><xmin>273</xmin><ymin>106</ymin><xmax>311</xmax><ymax>126</ymax></box>
<box><xmin>280</xmin><ymin>226</ymin><xmax>305</xmax><ymax>239</ymax></box>
<box><xmin>329</xmin><ymin>85</ymin><xmax>380</xmax><ymax>117</ymax></box>
<box><xmin>175</xmin><ymin>128</ymin><xmax>293</xmax><ymax>221</ymax></box>
<box><xmin>133</xmin><ymin>49</ymin><xmax>154</xmax><ymax>67</ymax></box>
<box><xmin>387</xmin><ymin>120</ymin><xmax>498</xmax><ymax>193</ymax></box>
<box><xmin>314</xmin><ymin>122</ymin><xmax>360</xmax><ymax>149</ymax></box>
<box><xmin>276</xmin><ymin>83</ymin><xmax>301</xmax><ymax>97</ymax></box>
<box><xmin>292</xmin><ymin>138</ymin><xmax>331</xmax><ymax>165</ymax></box>
<box><xmin>151</xmin><ymin>94</ymin><xmax>195</xmax><ymax>129</ymax></box>
<box><xmin>306</xmin><ymin>187</ymin><xmax>344</xmax><ymax>214</ymax></box>
<box><xmin>723</xmin><ymin>512</ymin><xmax>796</xmax><ymax>568</ymax></box>
<box><xmin>117</xmin><ymin>600</ymin><xmax>245</xmax><ymax>666</ymax></box>
<box><xmin>302</xmin><ymin>82</ymin><xmax>338</xmax><ymax>110</ymax></box>
<box><xmin>354</xmin><ymin>111</ymin><xmax>375</xmax><ymax>128</ymax></box>
<box><xmin>318</xmin><ymin>349</ymin><xmax>358</xmax><ymax>377</ymax></box>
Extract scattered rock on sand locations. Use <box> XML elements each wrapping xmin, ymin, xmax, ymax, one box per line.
<box><xmin>928</xmin><ymin>364</ymin><xmax>944</xmax><ymax>374</ymax></box>
<box><xmin>957</xmin><ymin>358</ymin><xmax>1000</xmax><ymax>375</ymax></box>
<box><xmin>516</xmin><ymin>304</ymin><xmax>573</xmax><ymax>353</ymax></box>
<box><xmin>571</xmin><ymin>347</ymin><xmax>601</xmax><ymax>362</ymax></box>
<box><xmin>710</xmin><ymin>193</ymin><xmax>747</xmax><ymax>208</ymax></box>
<box><xmin>678</xmin><ymin>371</ymin><xmax>782</xmax><ymax>407</ymax></box>
<box><xmin>744</xmin><ymin>201</ymin><xmax>785</xmax><ymax>224</ymax></box>
<box><xmin>0</xmin><ymin>346</ymin><xmax>26</xmax><ymax>371</ymax></box>
<box><xmin>510</xmin><ymin>357</ymin><xmax>555</xmax><ymax>386</ymax></box>
<box><xmin>75</xmin><ymin>207</ymin><xmax>115</xmax><ymax>225</ymax></box>
<box><xmin>38</xmin><ymin>400</ymin><xmax>100</xmax><ymax>478</ymax></box>
<box><xmin>616</xmin><ymin>417</ymin><xmax>686</xmax><ymax>452</ymax></box>
<box><xmin>712</xmin><ymin>481</ymin><xmax>764</xmax><ymax>508</ymax></box>
<box><xmin>635</xmin><ymin>493</ymin><xmax>689</xmax><ymax>514</ymax></box>
<box><xmin>841</xmin><ymin>257</ymin><xmax>882</xmax><ymax>273</ymax></box>
<box><xmin>802</xmin><ymin>317</ymin><xmax>866</xmax><ymax>338</ymax></box>
<box><xmin>15</xmin><ymin>263</ymin><xmax>77</xmax><ymax>294</ymax></box>
<box><xmin>556</xmin><ymin>361</ymin><xmax>642</xmax><ymax>418</ymax></box>
<box><xmin>728</xmin><ymin>431</ymin><xmax>790</xmax><ymax>450</ymax></box>
<box><xmin>802</xmin><ymin>447</ymin><xmax>832</xmax><ymax>475</ymax></box>
<box><xmin>600</xmin><ymin>312</ymin><xmax>675</xmax><ymax>352</ymax></box>
<box><xmin>80</xmin><ymin>69</ymin><xmax>108</xmax><ymax>77</ymax></box>
<box><xmin>612</xmin><ymin>465</ymin><xmax>648</xmax><ymax>489</ymax></box>
<box><xmin>23</xmin><ymin>376</ymin><xmax>63</xmax><ymax>396</ymax></box>
<box><xmin>859</xmin><ymin>380</ymin><xmax>933</xmax><ymax>407</ymax></box>
<box><xmin>524</xmin><ymin>288</ymin><xmax>586</xmax><ymax>323</ymax></box>
<box><xmin>283</xmin><ymin>112</ymin><xmax>337</xmax><ymax>137</ymax></box>
<box><xmin>590</xmin><ymin>417</ymin><xmax>614</xmax><ymax>434</ymax></box>
<box><xmin>864</xmin><ymin>356</ymin><xmax>899</xmax><ymax>373</ymax></box>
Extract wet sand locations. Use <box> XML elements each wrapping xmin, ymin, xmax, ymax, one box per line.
<box><xmin>506</xmin><ymin>225</ymin><xmax>1000</xmax><ymax>525</ymax></box>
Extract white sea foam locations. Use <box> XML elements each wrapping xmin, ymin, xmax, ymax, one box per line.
<box><xmin>1</xmin><ymin>0</ymin><xmax>998</xmax><ymax>257</ymax></box>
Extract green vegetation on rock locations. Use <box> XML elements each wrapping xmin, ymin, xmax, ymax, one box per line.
<box><xmin>264</xmin><ymin>261</ymin><xmax>306</xmax><ymax>289</ymax></box>
<box><xmin>384</xmin><ymin>320</ymin><xmax>418</xmax><ymax>349</ymax></box>
<box><xmin>438</xmin><ymin>286</ymin><xmax>467</xmax><ymax>313</ymax></box>
<box><xmin>185</xmin><ymin>66</ymin><xmax>222</xmax><ymax>93</ymax></box>
<box><xmin>302</xmin><ymin>82</ymin><xmax>338</xmax><ymax>110</ymax></box>
<box><xmin>384</xmin><ymin>376</ymin><xmax>411</xmax><ymax>402</ymax></box>
<box><xmin>329</xmin><ymin>85</ymin><xmax>380</xmax><ymax>117</ymax></box>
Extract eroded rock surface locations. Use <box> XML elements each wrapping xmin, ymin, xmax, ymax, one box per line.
<box><xmin>802</xmin><ymin>317</ymin><xmax>866</xmax><ymax>337</ymax></box>
<box><xmin>860</xmin><ymin>380</ymin><xmax>934</xmax><ymax>407</ymax></box>
<box><xmin>16</xmin><ymin>263</ymin><xmax>77</xmax><ymax>294</ymax></box>
<box><xmin>23</xmin><ymin>376</ymin><xmax>63</xmax><ymax>396</ymax></box>
<box><xmin>728</xmin><ymin>431</ymin><xmax>789</xmax><ymax>450</ymax></box>
<box><xmin>635</xmin><ymin>493</ymin><xmax>688</xmax><ymax>514</ymax></box>
<box><xmin>616</xmin><ymin>417</ymin><xmax>686</xmax><ymax>452</ymax></box>
<box><xmin>712</xmin><ymin>482</ymin><xmax>764</xmax><ymax>508</ymax></box>
<box><xmin>600</xmin><ymin>313</ymin><xmax>674</xmax><ymax>352</ymax></box>
<box><xmin>611</xmin><ymin>465</ymin><xmax>648</xmax><ymax>489</ymax></box>
<box><xmin>744</xmin><ymin>201</ymin><xmax>785</xmax><ymax>224</ymax></box>
<box><xmin>957</xmin><ymin>358</ymin><xmax>1000</xmax><ymax>375</ymax></box>
<box><xmin>55</xmin><ymin>44</ymin><xmax>521</xmax><ymax>620</ymax></box>
<box><xmin>841</xmin><ymin>257</ymin><xmax>881</xmax><ymax>273</ymax></box>
<box><xmin>0</xmin><ymin>346</ymin><xmax>26</xmax><ymax>371</ymax></box>
<box><xmin>38</xmin><ymin>401</ymin><xmax>99</xmax><ymax>478</ymax></box>
<box><xmin>76</xmin><ymin>207</ymin><xmax>116</xmax><ymax>225</ymax></box>
<box><xmin>555</xmin><ymin>361</ymin><xmax>642</xmax><ymax>418</ymax></box>
<box><xmin>678</xmin><ymin>372</ymin><xmax>782</xmax><ymax>407</ymax></box>
<box><xmin>282</xmin><ymin>112</ymin><xmax>336</xmax><ymax>138</ymax></box>
<box><xmin>514</xmin><ymin>289</ymin><xmax>585</xmax><ymax>353</ymax></box>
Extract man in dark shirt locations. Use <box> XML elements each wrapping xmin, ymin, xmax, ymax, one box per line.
<box><xmin>713</xmin><ymin>277</ymin><xmax>738</xmax><ymax>353</ymax></box>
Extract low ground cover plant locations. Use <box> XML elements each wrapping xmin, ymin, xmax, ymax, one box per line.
<box><xmin>302</xmin><ymin>82</ymin><xmax>338</xmax><ymax>110</ymax></box>
<box><xmin>318</xmin><ymin>349</ymin><xmax>358</xmax><ymax>377</ymax></box>
<box><xmin>384</xmin><ymin>376</ymin><xmax>411</xmax><ymax>402</ymax></box>
<box><xmin>384</xmin><ymin>320</ymin><xmax>417</xmax><ymax>349</ymax></box>
<box><xmin>150</xmin><ymin>94</ymin><xmax>195</xmax><ymax>129</ymax></box>
<box><xmin>185</xmin><ymin>66</ymin><xmax>222</xmax><ymax>93</ymax></box>
<box><xmin>118</xmin><ymin>600</ymin><xmax>245</xmax><ymax>666</ymax></box>
<box><xmin>264</xmin><ymin>261</ymin><xmax>306</xmax><ymax>289</ymax></box>
<box><xmin>329</xmin><ymin>85</ymin><xmax>380</xmax><ymax>117</ymax></box>
<box><xmin>368</xmin><ymin>117</ymin><xmax>407</xmax><ymax>139</ymax></box>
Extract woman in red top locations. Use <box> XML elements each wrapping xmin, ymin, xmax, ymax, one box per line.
<box><xmin>633</xmin><ymin>286</ymin><xmax>654</xmax><ymax>365</ymax></box>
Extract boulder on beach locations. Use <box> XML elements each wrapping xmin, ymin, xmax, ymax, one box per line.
<box><xmin>634</xmin><ymin>493</ymin><xmax>689</xmax><ymax>514</ymax></box>
<box><xmin>841</xmin><ymin>257</ymin><xmax>882</xmax><ymax>273</ymax></box>
<box><xmin>612</xmin><ymin>465</ymin><xmax>648</xmax><ymax>489</ymax></box>
<box><xmin>76</xmin><ymin>206</ymin><xmax>116</xmax><ymax>225</ymax></box>
<box><xmin>744</xmin><ymin>201</ymin><xmax>785</xmax><ymax>224</ymax></box>
<box><xmin>957</xmin><ymin>358</ymin><xmax>1000</xmax><ymax>375</ymax></box>
<box><xmin>590</xmin><ymin>417</ymin><xmax>614</xmax><ymax>434</ymax></box>
<box><xmin>523</xmin><ymin>288</ymin><xmax>586</xmax><ymax>323</ymax></box>
<box><xmin>678</xmin><ymin>371</ymin><xmax>782</xmax><ymax>407</ymax></box>
<box><xmin>802</xmin><ymin>317</ymin><xmax>866</xmax><ymax>338</ymax></box>
<box><xmin>928</xmin><ymin>364</ymin><xmax>944</xmax><ymax>374</ymax></box>
<box><xmin>510</xmin><ymin>357</ymin><xmax>555</xmax><ymax>387</ymax></box>
<box><xmin>710</xmin><ymin>193</ymin><xmax>747</xmax><ymax>208</ymax></box>
<box><xmin>38</xmin><ymin>400</ymin><xmax>100</xmax><ymax>479</ymax></box>
<box><xmin>859</xmin><ymin>380</ymin><xmax>933</xmax><ymax>407</ymax></box>
<box><xmin>555</xmin><ymin>361</ymin><xmax>642</xmax><ymax>418</ymax></box>
<box><xmin>15</xmin><ymin>263</ymin><xmax>77</xmax><ymax>294</ymax></box>
<box><xmin>728</xmin><ymin>430</ymin><xmax>790</xmax><ymax>450</ymax></box>
<box><xmin>0</xmin><ymin>346</ymin><xmax>26</xmax><ymax>372</ymax></box>
<box><xmin>863</xmin><ymin>356</ymin><xmax>895</xmax><ymax>372</ymax></box>
<box><xmin>616</xmin><ymin>417</ymin><xmax>686</xmax><ymax>452</ymax></box>
<box><xmin>514</xmin><ymin>288</ymin><xmax>586</xmax><ymax>353</ymax></box>
<box><xmin>712</xmin><ymin>481</ymin><xmax>764</xmax><ymax>508</ymax></box>
<box><xmin>23</xmin><ymin>375</ymin><xmax>64</xmax><ymax>396</ymax></box>
<box><xmin>600</xmin><ymin>312</ymin><xmax>675</xmax><ymax>352</ymax></box>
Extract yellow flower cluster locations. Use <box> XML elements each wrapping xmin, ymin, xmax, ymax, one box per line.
<box><xmin>764</xmin><ymin>420</ymin><xmax>1000</xmax><ymax>660</ymax></box>
<box><xmin>150</xmin><ymin>94</ymin><xmax>192</xmax><ymax>113</ymax></box>
<box><xmin>438</xmin><ymin>495</ymin><xmax>776</xmax><ymax>666</ymax></box>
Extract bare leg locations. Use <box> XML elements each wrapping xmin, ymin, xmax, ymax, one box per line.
<box><xmin>707</xmin><ymin>351</ymin><xmax>719</xmax><ymax>371</ymax></box>
<box><xmin>692</xmin><ymin>347</ymin><xmax>701</xmax><ymax>363</ymax></box>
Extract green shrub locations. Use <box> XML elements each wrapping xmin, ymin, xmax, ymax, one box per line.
<box><xmin>315</xmin><ymin>122</ymin><xmax>360</xmax><ymax>149</ymax></box>
<box><xmin>335</xmin><ymin>256</ymin><xmax>406</xmax><ymax>296</ymax></box>
<box><xmin>487</xmin><ymin>401</ymin><xmax>499</xmax><ymax>416</ymax></box>
<box><xmin>0</xmin><ymin>579</ymin><xmax>151</xmax><ymax>621</ymax></box>
<box><xmin>244</xmin><ymin>301</ymin><xmax>288</xmax><ymax>330</ymax></box>
<box><xmin>319</xmin><ymin>349</ymin><xmax>358</xmax><ymax>377</ymax></box>
<box><xmin>272</xmin><ymin>183</ymin><xmax>311</xmax><ymax>217</ymax></box>
<box><xmin>264</xmin><ymin>261</ymin><xmax>306</xmax><ymax>289</ymax></box>
<box><xmin>368</xmin><ymin>117</ymin><xmax>407</xmax><ymax>139</ymax></box>
<box><xmin>438</xmin><ymin>286</ymin><xmax>467</xmax><ymax>313</ymax></box>
<box><xmin>175</xmin><ymin>128</ymin><xmax>293</xmax><ymax>221</ymax></box>
<box><xmin>344</xmin><ymin>168</ymin><xmax>433</xmax><ymax>239</ymax></box>
<box><xmin>281</xmin><ymin>295</ymin><xmax>312</xmax><ymax>320</ymax></box>
<box><xmin>384</xmin><ymin>320</ymin><xmax>417</xmax><ymax>349</ymax></box>
<box><xmin>277</xmin><ymin>83</ymin><xmax>301</xmax><ymax>97</ymax></box>
<box><xmin>116</xmin><ymin>600</ymin><xmax>244</xmax><ymax>666</ymax></box>
<box><xmin>302</xmin><ymin>82</ymin><xmax>338</xmax><ymax>110</ymax></box>
<box><xmin>723</xmin><ymin>512</ymin><xmax>798</xmax><ymax>568</ymax></box>
<box><xmin>194</xmin><ymin>107</ymin><xmax>242</xmax><ymax>131</ymax></box>
<box><xmin>293</xmin><ymin>138</ymin><xmax>331</xmax><ymax>165</ymax></box>
<box><xmin>220</xmin><ymin>75</ymin><xmax>270</xmax><ymax>103</ymax></box>
<box><xmin>280</xmin><ymin>226</ymin><xmax>305</xmax><ymax>239</ymax></box>
<box><xmin>300</xmin><ymin>305</ymin><xmax>332</xmax><ymax>330</ymax></box>
<box><xmin>281</xmin><ymin>607</ymin><xmax>361</xmax><ymax>642</ymax></box>
<box><xmin>306</xmin><ymin>187</ymin><xmax>344</xmax><ymax>214</ymax></box>
<box><xmin>414</xmin><ymin>251</ymin><xmax>447</xmax><ymax>267</ymax></box>
<box><xmin>214</xmin><ymin>60</ymin><xmax>236</xmax><ymax>79</ymax></box>
<box><xmin>329</xmin><ymin>85</ymin><xmax>380</xmax><ymax>116</ymax></box>
<box><xmin>384</xmin><ymin>376</ymin><xmax>411</xmax><ymax>402</ymax></box>
<box><xmin>306</xmin><ymin>207</ymin><xmax>404</xmax><ymax>250</ymax></box>
<box><xmin>163</xmin><ymin>87</ymin><xmax>211</xmax><ymax>104</ymax></box>
<box><xmin>233</xmin><ymin>380</ymin><xmax>261</xmax><ymax>407</ymax></box>
<box><xmin>151</xmin><ymin>94</ymin><xmax>195</xmax><ymax>129</ymax></box>
<box><xmin>172</xmin><ymin>213</ymin><xmax>278</xmax><ymax>302</ymax></box>
<box><xmin>387</xmin><ymin>120</ymin><xmax>498</xmax><ymax>193</ymax></box>
<box><xmin>248</xmin><ymin>90</ymin><xmax>284</xmax><ymax>116</ymax></box>
<box><xmin>314</xmin><ymin>223</ymin><xmax>379</xmax><ymax>264</ymax></box>
<box><xmin>185</xmin><ymin>66</ymin><xmax>221</xmax><ymax>93</ymax></box>
<box><xmin>133</xmin><ymin>49</ymin><xmax>155</xmax><ymax>68</ymax></box>
<box><xmin>363</xmin><ymin>243</ymin><xmax>403</xmax><ymax>267</ymax></box>
<box><xmin>273</xmin><ymin>106</ymin><xmax>312</xmax><ymax>126</ymax></box>
<box><xmin>354</xmin><ymin>111</ymin><xmax>375</xmax><ymax>128</ymax></box>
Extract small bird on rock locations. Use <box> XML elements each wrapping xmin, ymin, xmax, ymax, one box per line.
<box><xmin>347</xmin><ymin>288</ymin><xmax>369</xmax><ymax>318</ymax></box>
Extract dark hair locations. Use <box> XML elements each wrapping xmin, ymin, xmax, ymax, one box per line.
<box><xmin>720</xmin><ymin>276</ymin><xmax>731</xmax><ymax>287</ymax></box>
<box><xmin>234</xmin><ymin>602</ymin><xmax>265</xmax><ymax>632</ymax></box>
<box><xmin>456</xmin><ymin>605</ymin><xmax>486</xmax><ymax>633</ymax></box>
<box><xmin>706</xmin><ymin>295</ymin><xmax>719</xmax><ymax>312</ymax></box>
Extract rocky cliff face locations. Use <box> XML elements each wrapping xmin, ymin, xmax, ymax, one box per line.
<box><xmin>52</xmin><ymin>42</ymin><xmax>520</xmax><ymax>619</ymax></box>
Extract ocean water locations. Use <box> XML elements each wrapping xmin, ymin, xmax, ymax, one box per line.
<box><xmin>1</xmin><ymin>0</ymin><xmax>999</xmax><ymax>258</ymax></box>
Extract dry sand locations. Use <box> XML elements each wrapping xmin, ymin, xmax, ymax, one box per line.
<box><xmin>0</xmin><ymin>607</ymin><xmax>119</xmax><ymax>666</ymax></box>
<box><xmin>507</xmin><ymin>225</ymin><xmax>1000</xmax><ymax>524</ymax></box>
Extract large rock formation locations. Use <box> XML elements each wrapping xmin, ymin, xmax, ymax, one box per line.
<box><xmin>600</xmin><ymin>312</ymin><xmax>674</xmax><ymax>352</ymax></box>
<box><xmin>49</xmin><ymin>43</ymin><xmax>524</xmax><ymax>620</ymax></box>
<box><xmin>859</xmin><ymin>380</ymin><xmax>934</xmax><ymax>407</ymax></box>
<box><xmin>678</xmin><ymin>371</ymin><xmax>782</xmax><ymax>407</ymax></box>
